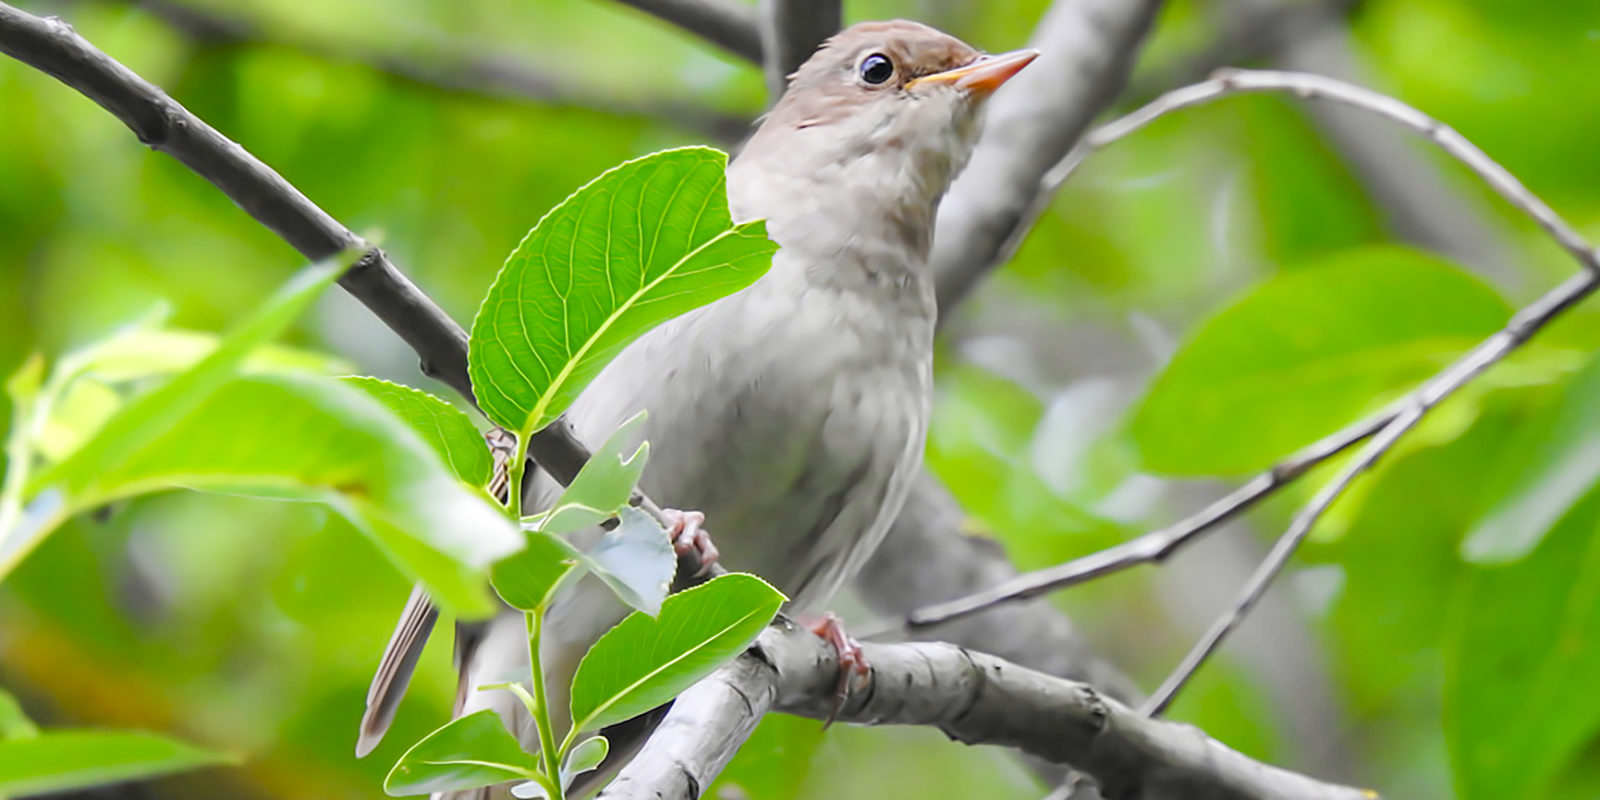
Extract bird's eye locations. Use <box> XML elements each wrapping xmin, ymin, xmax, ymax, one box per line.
<box><xmin>859</xmin><ymin>53</ymin><xmax>894</xmax><ymax>85</ymax></box>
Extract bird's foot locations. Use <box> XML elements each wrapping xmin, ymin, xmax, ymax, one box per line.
<box><xmin>663</xmin><ymin>509</ymin><xmax>718</xmax><ymax>577</ymax></box>
<box><xmin>803</xmin><ymin>612</ymin><xmax>870</xmax><ymax>727</ymax></box>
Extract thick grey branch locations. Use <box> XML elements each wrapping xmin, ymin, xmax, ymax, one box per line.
<box><xmin>929</xmin><ymin>0</ymin><xmax>1162</xmax><ymax>315</ymax></box>
<box><xmin>757</xmin><ymin>0</ymin><xmax>840</xmax><ymax>98</ymax></box>
<box><xmin>605</xmin><ymin>622</ymin><xmax>1378</xmax><ymax>800</ymax></box>
<box><xmin>606</xmin><ymin>0</ymin><xmax>763</xmax><ymax>63</ymax></box>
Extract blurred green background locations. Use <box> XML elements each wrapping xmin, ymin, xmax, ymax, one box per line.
<box><xmin>5</xmin><ymin>0</ymin><xmax>1600</xmax><ymax>798</ymax></box>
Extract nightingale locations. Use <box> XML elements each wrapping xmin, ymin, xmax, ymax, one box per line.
<box><xmin>358</xmin><ymin>19</ymin><xmax>1037</xmax><ymax>796</ymax></box>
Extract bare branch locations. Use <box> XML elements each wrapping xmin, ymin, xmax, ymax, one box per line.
<box><xmin>930</xmin><ymin>0</ymin><xmax>1162</xmax><ymax>315</ymax></box>
<box><xmin>910</xmin><ymin>68</ymin><xmax>1600</xmax><ymax>642</ymax></box>
<box><xmin>757</xmin><ymin>0</ymin><xmax>839</xmax><ymax>99</ymax></box>
<box><xmin>605</xmin><ymin>0</ymin><xmax>763</xmax><ymax>64</ymax></box>
<box><xmin>604</xmin><ymin>621</ymin><xmax>1380</xmax><ymax>800</ymax></box>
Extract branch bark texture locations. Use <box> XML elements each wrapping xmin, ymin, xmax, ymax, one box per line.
<box><xmin>603</xmin><ymin>621</ymin><xmax>1378</xmax><ymax>800</ymax></box>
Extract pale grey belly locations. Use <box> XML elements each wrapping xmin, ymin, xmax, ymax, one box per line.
<box><xmin>564</xmin><ymin>293</ymin><xmax>930</xmax><ymax>609</ymax></box>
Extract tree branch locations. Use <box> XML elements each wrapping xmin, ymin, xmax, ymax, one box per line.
<box><xmin>929</xmin><ymin>0</ymin><xmax>1162</xmax><ymax>315</ymax></box>
<box><xmin>908</xmin><ymin>69</ymin><xmax>1600</xmax><ymax>671</ymax></box>
<box><xmin>604</xmin><ymin>0</ymin><xmax>763</xmax><ymax>64</ymax></box>
<box><xmin>602</xmin><ymin>621</ymin><xmax>1379</xmax><ymax>800</ymax></box>
<box><xmin>756</xmin><ymin>0</ymin><xmax>840</xmax><ymax>98</ymax></box>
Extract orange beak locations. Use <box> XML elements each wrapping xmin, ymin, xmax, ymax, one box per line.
<box><xmin>907</xmin><ymin>48</ymin><xmax>1040</xmax><ymax>96</ymax></box>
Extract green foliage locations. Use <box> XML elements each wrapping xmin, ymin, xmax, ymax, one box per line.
<box><xmin>492</xmin><ymin>530</ymin><xmax>584</xmax><ymax>613</ymax></box>
<box><xmin>533</xmin><ymin>411</ymin><xmax>650</xmax><ymax>537</ymax></box>
<box><xmin>1130</xmin><ymin>246</ymin><xmax>1510</xmax><ymax>475</ymax></box>
<box><xmin>0</xmin><ymin>688</ymin><xmax>38</xmax><ymax>740</ymax></box>
<box><xmin>1</xmin><ymin>263</ymin><xmax>519</xmax><ymax>615</ymax></box>
<box><xmin>1446</xmin><ymin>487</ymin><xmax>1600</xmax><ymax>800</ymax></box>
<box><xmin>569</xmin><ymin>573</ymin><xmax>785</xmax><ymax>735</ymax></box>
<box><xmin>0</xmin><ymin>730</ymin><xmax>235</xmax><ymax>797</ymax></box>
<box><xmin>384</xmin><ymin>709</ymin><xmax>543</xmax><ymax>796</ymax></box>
<box><xmin>468</xmin><ymin>146</ymin><xmax>777</xmax><ymax>435</ymax></box>
<box><xmin>1462</xmin><ymin>351</ymin><xmax>1600</xmax><ymax>562</ymax></box>
<box><xmin>344</xmin><ymin>376</ymin><xmax>493</xmax><ymax>488</ymax></box>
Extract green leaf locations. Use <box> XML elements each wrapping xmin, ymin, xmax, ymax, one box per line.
<box><xmin>1129</xmin><ymin>246</ymin><xmax>1509</xmax><ymax>475</ymax></box>
<box><xmin>569</xmin><ymin>573</ymin><xmax>785</xmax><ymax>734</ymax></box>
<box><xmin>561</xmin><ymin>735</ymin><xmax>609</xmax><ymax>787</ymax></box>
<box><xmin>583</xmin><ymin>506</ymin><xmax>676</xmax><ymax>616</ymax></box>
<box><xmin>0</xmin><ymin>729</ymin><xmax>234</xmax><ymax>796</ymax></box>
<box><xmin>344</xmin><ymin>376</ymin><xmax>493</xmax><ymax>488</ymax></box>
<box><xmin>1446</xmin><ymin>485</ymin><xmax>1600</xmax><ymax>800</ymax></box>
<box><xmin>1462</xmin><ymin>352</ymin><xmax>1600</xmax><ymax>562</ymax></box>
<box><xmin>0</xmin><ymin>688</ymin><xmax>38</xmax><ymax>740</ymax></box>
<box><xmin>468</xmin><ymin>147</ymin><xmax>777</xmax><ymax>434</ymax></box>
<box><xmin>536</xmin><ymin>412</ymin><xmax>649</xmax><ymax>536</ymax></box>
<box><xmin>491</xmin><ymin>530</ymin><xmax>583</xmax><ymax>612</ymax></box>
<box><xmin>2</xmin><ymin>261</ymin><xmax>346</xmax><ymax>579</ymax></box>
<box><xmin>510</xmin><ymin>735</ymin><xmax>608</xmax><ymax>798</ymax></box>
<box><xmin>20</xmin><ymin>373</ymin><xmax>518</xmax><ymax>615</ymax></box>
<box><xmin>384</xmin><ymin>709</ymin><xmax>540</xmax><ymax>797</ymax></box>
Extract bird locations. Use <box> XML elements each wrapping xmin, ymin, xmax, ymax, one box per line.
<box><xmin>358</xmin><ymin>19</ymin><xmax>1037</xmax><ymax>797</ymax></box>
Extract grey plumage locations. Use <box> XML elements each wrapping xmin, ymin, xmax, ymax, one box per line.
<box><xmin>358</xmin><ymin>20</ymin><xmax>1035</xmax><ymax>797</ymax></box>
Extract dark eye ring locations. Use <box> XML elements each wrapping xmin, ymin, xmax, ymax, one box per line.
<box><xmin>859</xmin><ymin>53</ymin><xmax>894</xmax><ymax>85</ymax></box>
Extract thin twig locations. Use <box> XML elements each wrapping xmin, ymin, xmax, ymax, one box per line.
<box><xmin>908</xmin><ymin>67</ymin><xmax>1600</xmax><ymax>631</ymax></box>
<box><xmin>605</xmin><ymin>0</ymin><xmax>763</xmax><ymax>64</ymax></box>
<box><xmin>756</xmin><ymin>0</ymin><xmax>840</xmax><ymax>99</ymax></box>
<box><xmin>1145</xmin><ymin>266</ymin><xmax>1598</xmax><ymax>713</ymax></box>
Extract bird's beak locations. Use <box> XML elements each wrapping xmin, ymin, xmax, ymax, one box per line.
<box><xmin>907</xmin><ymin>48</ymin><xmax>1040</xmax><ymax>96</ymax></box>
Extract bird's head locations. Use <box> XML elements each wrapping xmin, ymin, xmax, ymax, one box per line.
<box><xmin>737</xmin><ymin>20</ymin><xmax>1037</xmax><ymax>217</ymax></box>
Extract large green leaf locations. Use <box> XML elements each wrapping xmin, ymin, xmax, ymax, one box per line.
<box><xmin>1129</xmin><ymin>246</ymin><xmax>1509</xmax><ymax>475</ymax></box>
<box><xmin>1462</xmin><ymin>352</ymin><xmax>1600</xmax><ymax>562</ymax></box>
<box><xmin>467</xmin><ymin>146</ymin><xmax>777</xmax><ymax>434</ymax></box>
<box><xmin>0</xmin><ymin>729</ymin><xmax>234</xmax><ymax>796</ymax></box>
<box><xmin>344</xmin><ymin>376</ymin><xmax>493</xmax><ymax>488</ymax></box>
<box><xmin>1</xmin><ymin>262</ymin><xmax>345</xmax><ymax>579</ymax></box>
<box><xmin>492</xmin><ymin>530</ymin><xmax>583</xmax><ymax>613</ymax></box>
<box><xmin>568</xmin><ymin>573</ymin><xmax>784</xmax><ymax>735</ymax></box>
<box><xmin>19</xmin><ymin>373</ymin><xmax>518</xmax><ymax>615</ymax></box>
<box><xmin>1446</xmin><ymin>485</ymin><xmax>1600</xmax><ymax>800</ymax></box>
<box><xmin>384</xmin><ymin>709</ymin><xmax>540</xmax><ymax>797</ymax></box>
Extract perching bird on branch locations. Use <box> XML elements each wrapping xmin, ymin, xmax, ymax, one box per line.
<box><xmin>360</xmin><ymin>19</ymin><xmax>1036</xmax><ymax>796</ymax></box>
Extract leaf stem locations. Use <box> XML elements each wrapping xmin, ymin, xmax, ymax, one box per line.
<box><xmin>525</xmin><ymin>610</ymin><xmax>565</xmax><ymax>800</ymax></box>
<box><xmin>506</xmin><ymin>431</ymin><xmax>530</xmax><ymax>520</ymax></box>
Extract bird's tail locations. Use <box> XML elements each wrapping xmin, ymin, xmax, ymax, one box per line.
<box><xmin>357</xmin><ymin>583</ymin><xmax>439</xmax><ymax>757</ymax></box>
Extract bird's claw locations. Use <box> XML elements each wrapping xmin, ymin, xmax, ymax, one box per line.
<box><xmin>805</xmin><ymin>612</ymin><xmax>869</xmax><ymax>727</ymax></box>
<box><xmin>663</xmin><ymin>509</ymin><xmax>718</xmax><ymax>577</ymax></box>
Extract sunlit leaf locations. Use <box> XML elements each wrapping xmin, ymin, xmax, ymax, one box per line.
<box><xmin>468</xmin><ymin>147</ymin><xmax>777</xmax><ymax>435</ymax></box>
<box><xmin>1462</xmin><ymin>352</ymin><xmax>1600</xmax><ymax>562</ymax></box>
<box><xmin>569</xmin><ymin>573</ymin><xmax>784</xmax><ymax>734</ymax></box>
<box><xmin>0</xmin><ymin>688</ymin><xmax>38</xmax><ymax>740</ymax></box>
<box><xmin>1130</xmin><ymin>246</ymin><xmax>1509</xmax><ymax>475</ymax></box>
<box><xmin>344</xmin><ymin>376</ymin><xmax>492</xmax><ymax>488</ymax></box>
<box><xmin>0</xmin><ymin>729</ymin><xmax>234</xmax><ymax>796</ymax></box>
<box><xmin>2</xmin><ymin>261</ymin><xmax>345</xmax><ymax>580</ymax></box>
<box><xmin>492</xmin><ymin>530</ymin><xmax>583</xmax><ymax>613</ymax></box>
<box><xmin>384</xmin><ymin>710</ymin><xmax>540</xmax><ymax>797</ymax></box>
<box><xmin>18</xmin><ymin>373</ymin><xmax>518</xmax><ymax>615</ymax></box>
<box><xmin>1446</xmin><ymin>486</ymin><xmax>1600</xmax><ymax>800</ymax></box>
<box><xmin>537</xmin><ymin>411</ymin><xmax>649</xmax><ymax>536</ymax></box>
